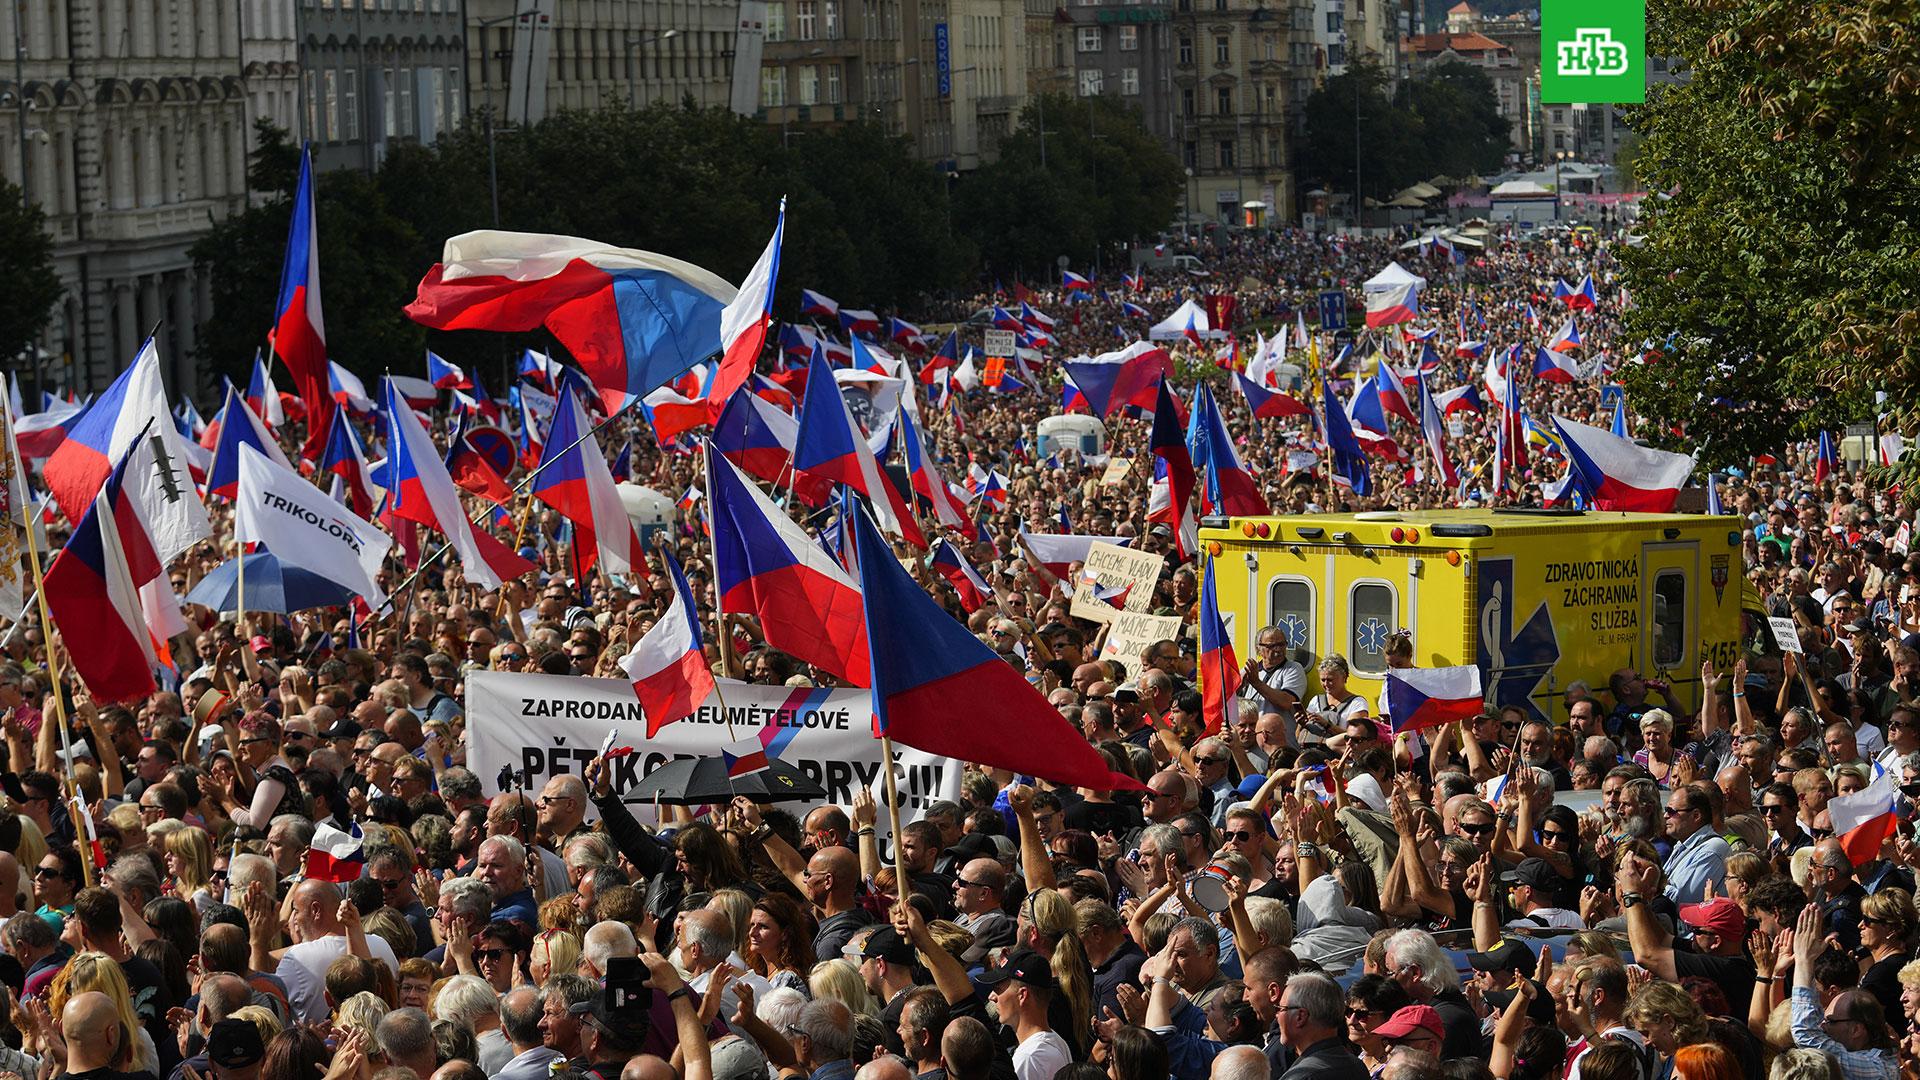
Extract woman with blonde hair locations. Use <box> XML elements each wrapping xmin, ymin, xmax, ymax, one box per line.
<box><xmin>46</xmin><ymin>951</ymin><xmax>156</xmax><ymax>1076</ymax></box>
<box><xmin>228</xmin><ymin>1004</ymin><xmax>283</xmax><ymax>1047</ymax></box>
<box><xmin>1722</xmin><ymin>852</ymin><xmax>1767</xmax><ymax>908</ymax></box>
<box><xmin>1020</xmin><ymin>888</ymin><xmax>1095</xmax><ymax>1058</ymax></box>
<box><xmin>708</xmin><ymin>888</ymin><xmax>755</xmax><ymax>958</ymax></box>
<box><xmin>1859</xmin><ymin>887</ymin><xmax>1917</xmax><ymax>1035</ymax></box>
<box><xmin>808</xmin><ymin>958</ymin><xmax>878</xmax><ymax>1017</ymax></box>
<box><xmin>163</xmin><ymin>826</ymin><xmax>216</xmax><ymax>910</ymax></box>
<box><xmin>531</xmin><ymin>928</ymin><xmax>581</xmax><ymax>984</ymax></box>
<box><xmin>335</xmin><ymin>990</ymin><xmax>390</xmax><ymax>1040</ymax></box>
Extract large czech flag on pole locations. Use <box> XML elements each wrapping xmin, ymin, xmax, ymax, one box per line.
<box><xmin>271</xmin><ymin>145</ymin><xmax>331</xmax><ymax>460</ymax></box>
<box><xmin>381</xmin><ymin>378</ymin><xmax>534</xmax><ymax>590</ymax></box>
<box><xmin>207</xmin><ymin>380</ymin><xmax>294</xmax><ymax>500</ymax></box>
<box><xmin>1197</xmin><ymin>555</ymin><xmax>1238</xmax><ymax>737</ymax></box>
<box><xmin>851</xmin><ymin>498</ymin><xmax>1142</xmax><ymax>790</ymax></box>
<box><xmin>1364</xmin><ymin>282</ymin><xmax>1420</xmax><ymax>328</ymax></box>
<box><xmin>1058</xmin><ymin>342</ymin><xmax>1173</xmax><ymax>417</ymax></box>
<box><xmin>1552</xmin><ymin>413</ymin><xmax>1694</xmax><ymax>513</ymax></box>
<box><xmin>794</xmin><ymin>353</ymin><xmax>925</xmax><ymax>548</ymax></box>
<box><xmin>707</xmin><ymin>447</ymin><xmax>871</xmax><ymax>685</ymax></box>
<box><xmin>44</xmin><ymin>440</ymin><xmax>164</xmax><ymax>703</ymax></box>
<box><xmin>1147</xmin><ymin>378</ymin><xmax>1197</xmax><ymax>558</ymax></box>
<box><xmin>708</xmin><ymin>199</ymin><xmax>785</xmax><ymax>420</ymax></box>
<box><xmin>403</xmin><ymin>231</ymin><xmax>737</xmax><ymax>415</ymax></box>
<box><xmin>620</xmin><ymin>549</ymin><xmax>714</xmax><ymax>737</ymax></box>
<box><xmin>532</xmin><ymin>385</ymin><xmax>643</xmax><ymax>577</ymax></box>
<box><xmin>1384</xmin><ymin>665</ymin><xmax>1483</xmax><ymax>733</ymax></box>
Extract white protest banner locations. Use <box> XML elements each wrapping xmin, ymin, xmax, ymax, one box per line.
<box><xmin>235</xmin><ymin>444</ymin><xmax>392</xmax><ymax>606</ymax></box>
<box><xmin>1070</xmin><ymin>540</ymin><xmax>1165</xmax><ymax>624</ymax></box>
<box><xmin>1100</xmin><ymin>458</ymin><xmax>1134</xmax><ymax>487</ymax></box>
<box><xmin>1768</xmin><ymin>616</ymin><xmax>1803</xmax><ymax>655</ymax></box>
<box><xmin>1099</xmin><ymin>612</ymin><xmax>1187</xmax><ymax>664</ymax></box>
<box><xmin>465</xmin><ymin>671</ymin><xmax>962</xmax><ymax>840</ymax></box>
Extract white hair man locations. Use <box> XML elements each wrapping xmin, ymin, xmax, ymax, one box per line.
<box><xmin>1382</xmin><ymin>929</ymin><xmax>1476</xmax><ymax>1059</ymax></box>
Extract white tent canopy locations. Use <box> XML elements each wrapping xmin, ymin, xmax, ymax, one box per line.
<box><xmin>1490</xmin><ymin>180</ymin><xmax>1554</xmax><ymax>197</ymax></box>
<box><xmin>1148</xmin><ymin>298</ymin><xmax>1227</xmax><ymax>341</ymax></box>
<box><xmin>1398</xmin><ymin>227</ymin><xmax>1487</xmax><ymax>251</ymax></box>
<box><xmin>1363</xmin><ymin>261</ymin><xmax>1428</xmax><ymax>294</ymax></box>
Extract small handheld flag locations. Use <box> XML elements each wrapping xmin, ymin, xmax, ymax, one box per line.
<box><xmin>1384</xmin><ymin>666</ymin><xmax>1484</xmax><ymax>734</ymax></box>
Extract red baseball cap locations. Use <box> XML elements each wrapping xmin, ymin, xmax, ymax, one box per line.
<box><xmin>1679</xmin><ymin>897</ymin><xmax>1745</xmax><ymax>939</ymax></box>
<box><xmin>1372</xmin><ymin>1004</ymin><xmax>1443</xmax><ymax>1042</ymax></box>
<box><xmin>248</xmin><ymin>635</ymin><xmax>273</xmax><ymax>653</ymax></box>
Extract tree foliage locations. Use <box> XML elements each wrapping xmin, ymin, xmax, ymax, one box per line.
<box><xmin>955</xmin><ymin>93</ymin><xmax>1184</xmax><ymax>275</ymax></box>
<box><xmin>0</xmin><ymin>180</ymin><xmax>64</xmax><ymax>369</ymax></box>
<box><xmin>1613</xmin><ymin>0</ymin><xmax>1920</xmax><ymax>469</ymax></box>
<box><xmin>1300</xmin><ymin>61</ymin><xmax>1510</xmax><ymax>202</ymax></box>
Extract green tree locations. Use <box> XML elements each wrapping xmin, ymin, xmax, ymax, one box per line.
<box><xmin>0</xmin><ymin>181</ymin><xmax>63</xmax><ymax>370</ymax></box>
<box><xmin>956</xmin><ymin>93</ymin><xmax>1182</xmax><ymax>275</ymax></box>
<box><xmin>1613</xmin><ymin>0</ymin><xmax>1919</xmax><ymax>469</ymax></box>
<box><xmin>1299</xmin><ymin>63</ymin><xmax>1424</xmax><ymax>203</ymax></box>
<box><xmin>1396</xmin><ymin>61</ymin><xmax>1510</xmax><ymax>180</ymax></box>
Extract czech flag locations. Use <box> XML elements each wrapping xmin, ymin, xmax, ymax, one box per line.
<box><xmin>1234</xmin><ymin>373</ymin><xmax>1311</xmax><ymax>420</ymax></box>
<box><xmin>1192</xmin><ymin>384</ymin><xmax>1268</xmax><ymax>516</ymax></box>
<box><xmin>930</xmin><ymin>538</ymin><xmax>990</xmax><ymax>612</ymax></box>
<box><xmin>794</xmin><ymin>354</ymin><xmax>924</xmax><ymax>548</ymax></box>
<box><xmin>1364</xmin><ymin>282</ymin><xmax>1420</xmax><ymax>327</ymax></box>
<box><xmin>1321</xmin><ymin>378</ymin><xmax>1373</xmax><ymax>496</ymax></box>
<box><xmin>621</xmin><ymin>550</ymin><xmax>714</xmax><ymax>737</ymax></box>
<box><xmin>838</xmin><ymin>307</ymin><xmax>882</xmax><ymax>336</ymax></box>
<box><xmin>1121</xmin><ymin>300</ymin><xmax>1152</xmax><ymax>319</ymax></box>
<box><xmin>1370</xmin><ymin>358</ymin><xmax>1418</xmax><ymax>426</ymax></box>
<box><xmin>1550</xmin><ymin>278</ymin><xmax>1574</xmax><ymax>305</ymax></box>
<box><xmin>1196</xmin><ymin>555</ymin><xmax>1237</xmax><ymax>737</ymax></box>
<box><xmin>1566</xmin><ymin>273</ymin><xmax>1599</xmax><ymax>311</ymax></box>
<box><xmin>270</xmin><ymin>145</ymin><xmax>331</xmax><ymax>459</ymax></box>
<box><xmin>800</xmin><ymin>288</ymin><xmax>840</xmax><ymax>319</ymax></box>
<box><xmin>403</xmin><ymin>230</ymin><xmax>736</xmax><ymax>414</ymax></box>
<box><xmin>709</xmin><ymin>200</ymin><xmax>785</xmax><ymax>418</ymax></box>
<box><xmin>1414</xmin><ymin>370</ymin><xmax>1458</xmax><ymax>489</ymax></box>
<box><xmin>900</xmin><ymin>409</ymin><xmax>973</xmax><ymax>532</ymax></box>
<box><xmin>381</xmin><ymin>377</ymin><xmax>534</xmax><ymax>590</ymax></box>
<box><xmin>1455</xmin><ymin>340</ymin><xmax>1487</xmax><ymax>360</ymax></box>
<box><xmin>1062</xmin><ymin>378</ymin><xmax>1090</xmax><ymax>414</ymax></box>
<box><xmin>1830</xmin><ymin>771</ymin><xmax>1899</xmax><ymax>866</ymax></box>
<box><xmin>44</xmin><ymin>439</ymin><xmax>165</xmax><ymax>703</ymax></box>
<box><xmin>318</xmin><ymin>410</ymin><xmax>382</xmax><ymax>518</ymax></box>
<box><xmin>708</xmin><ymin>448</ymin><xmax>870</xmax><ymax>685</ymax></box>
<box><xmin>1533</xmin><ymin>345</ymin><xmax>1581</xmax><ymax>384</ymax></box>
<box><xmin>207</xmin><ymin>381</ymin><xmax>293</xmax><ymax>500</ymax></box>
<box><xmin>1124</xmin><ymin>271</ymin><xmax>1145</xmax><ymax>292</ymax></box>
<box><xmin>426</xmin><ymin>350</ymin><xmax>470</xmax><ymax>390</ymax></box>
<box><xmin>1062</xmin><ymin>270</ymin><xmax>1093</xmax><ymax>291</ymax></box>
<box><xmin>246</xmin><ymin>351</ymin><xmax>285</xmax><ymax>429</ymax></box>
<box><xmin>304</xmin><ymin>820</ymin><xmax>365</xmax><ymax>883</ymax></box>
<box><xmin>1059</xmin><ymin>342</ymin><xmax>1172</xmax><ymax>417</ymax></box>
<box><xmin>519</xmin><ymin>348</ymin><xmax>564</xmax><ymax>392</ymax></box>
<box><xmin>1552</xmin><ymin>413</ymin><xmax>1695</xmax><ymax>512</ymax></box>
<box><xmin>990</xmin><ymin>305</ymin><xmax>1024</xmax><ymax>332</ymax></box>
<box><xmin>1385</xmin><ymin>666</ymin><xmax>1483</xmax><ymax>733</ymax></box>
<box><xmin>888</xmin><ymin>316</ymin><xmax>926</xmax><ymax>352</ymax></box>
<box><xmin>720</xmin><ymin>737</ymin><xmax>772</xmax><ymax>778</ymax></box>
<box><xmin>1815</xmin><ymin>430</ymin><xmax>1838</xmax><ymax>483</ymax></box>
<box><xmin>1020</xmin><ymin>528</ymin><xmax>1128</xmax><ymax>583</ymax></box>
<box><xmin>642</xmin><ymin>385</ymin><xmax>712</xmax><ymax>445</ymax></box>
<box><xmin>1547</xmin><ymin>315</ymin><xmax>1583</xmax><ymax>353</ymax></box>
<box><xmin>1148</xmin><ymin>378</ymin><xmax>1197</xmax><ymax>558</ymax></box>
<box><xmin>852</xmin><ymin>499</ymin><xmax>1140</xmax><ymax>789</ymax></box>
<box><xmin>1436</xmin><ymin>384</ymin><xmax>1482</xmax><ymax>416</ymax></box>
<box><xmin>533</xmin><ymin>385</ymin><xmax>643</xmax><ymax>576</ymax></box>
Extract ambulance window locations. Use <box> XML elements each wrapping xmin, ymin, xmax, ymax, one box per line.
<box><xmin>1267</xmin><ymin>579</ymin><xmax>1314</xmax><ymax>656</ymax></box>
<box><xmin>1350</xmin><ymin>583</ymin><xmax>1397</xmax><ymax>675</ymax></box>
<box><xmin>1654</xmin><ymin>571</ymin><xmax>1686</xmax><ymax>667</ymax></box>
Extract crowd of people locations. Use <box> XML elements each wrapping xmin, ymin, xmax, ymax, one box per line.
<box><xmin>0</xmin><ymin>222</ymin><xmax>1907</xmax><ymax>1080</ymax></box>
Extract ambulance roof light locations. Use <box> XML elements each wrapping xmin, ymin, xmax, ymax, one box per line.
<box><xmin>1429</xmin><ymin>523</ymin><xmax>1494</xmax><ymax>538</ymax></box>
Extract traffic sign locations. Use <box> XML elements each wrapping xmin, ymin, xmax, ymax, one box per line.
<box><xmin>1318</xmin><ymin>290</ymin><xmax>1347</xmax><ymax>331</ymax></box>
<box><xmin>984</xmin><ymin>329</ymin><xmax>1016</xmax><ymax>357</ymax></box>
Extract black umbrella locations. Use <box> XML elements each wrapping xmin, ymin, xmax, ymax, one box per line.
<box><xmin>628</xmin><ymin>755</ymin><xmax>825</xmax><ymax>805</ymax></box>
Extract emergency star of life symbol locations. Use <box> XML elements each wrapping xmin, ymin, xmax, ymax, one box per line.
<box><xmin>1557</xmin><ymin>27</ymin><xmax>1630</xmax><ymax>76</ymax></box>
<box><xmin>1356</xmin><ymin>618</ymin><xmax>1389</xmax><ymax>655</ymax></box>
<box><xmin>1279</xmin><ymin>613</ymin><xmax>1310</xmax><ymax>648</ymax></box>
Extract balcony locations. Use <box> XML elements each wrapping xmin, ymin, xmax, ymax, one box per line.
<box><xmin>1093</xmin><ymin>5</ymin><xmax>1171</xmax><ymax>22</ymax></box>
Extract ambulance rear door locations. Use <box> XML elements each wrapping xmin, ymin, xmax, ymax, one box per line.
<box><xmin>1641</xmin><ymin>539</ymin><xmax>1698</xmax><ymax>690</ymax></box>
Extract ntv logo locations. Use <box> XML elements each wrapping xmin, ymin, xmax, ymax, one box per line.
<box><xmin>1556</xmin><ymin>27</ymin><xmax>1630</xmax><ymax>76</ymax></box>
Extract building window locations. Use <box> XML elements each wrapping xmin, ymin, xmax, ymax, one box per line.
<box><xmin>341</xmin><ymin>68</ymin><xmax>358</xmax><ymax>139</ymax></box>
<box><xmin>1265</xmin><ymin>34</ymin><xmax>1275</xmax><ymax>59</ymax></box>
<box><xmin>795</xmin><ymin>0</ymin><xmax>815</xmax><ymax>39</ymax></box>
<box><xmin>1214</xmin><ymin>0</ymin><xmax>1226</xmax><ymax>9</ymax></box>
<box><xmin>431</xmin><ymin>67</ymin><xmax>447</xmax><ymax>136</ymax></box>
<box><xmin>1076</xmin><ymin>26</ymin><xmax>1100</xmax><ymax>52</ymax></box>
<box><xmin>1180</xmin><ymin>86</ymin><xmax>1193</xmax><ymax>115</ymax></box>
<box><xmin>1176</xmin><ymin>0</ymin><xmax>1189</xmax><ymax>10</ymax></box>
<box><xmin>1215</xmin><ymin>85</ymin><xmax>1230</xmax><ymax>113</ymax></box>
<box><xmin>1217</xmin><ymin>138</ymin><xmax>1234</xmax><ymax>168</ymax></box>
<box><xmin>1214</xmin><ymin>35</ymin><xmax>1229</xmax><ymax>63</ymax></box>
<box><xmin>1327</xmin><ymin>42</ymin><xmax>1344</xmax><ymax>66</ymax></box>
<box><xmin>767</xmin><ymin>3</ymin><xmax>785</xmax><ymax>40</ymax></box>
<box><xmin>1078</xmin><ymin>68</ymin><xmax>1102</xmax><ymax>95</ymax></box>
<box><xmin>825</xmin><ymin>63</ymin><xmax>840</xmax><ymax>102</ymax></box>
<box><xmin>1326</xmin><ymin>11</ymin><xmax>1341</xmax><ymax>32</ymax></box>
<box><xmin>1118</xmin><ymin>25</ymin><xmax>1136</xmax><ymax>50</ymax></box>
<box><xmin>1177</xmin><ymin>35</ymin><xmax>1191</xmax><ymax>63</ymax></box>
<box><xmin>398</xmin><ymin>66</ymin><xmax>414</xmax><ymax>136</ymax></box>
<box><xmin>1183</xmin><ymin>140</ymin><xmax>1196</xmax><ymax>167</ymax></box>
<box><xmin>1552</xmin><ymin>107</ymin><xmax>1565</xmax><ymax>123</ymax></box>
<box><xmin>798</xmin><ymin>64</ymin><xmax>818</xmax><ymax>103</ymax></box>
<box><xmin>303</xmin><ymin>70</ymin><xmax>317</xmax><ymax>140</ymax></box>
<box><xmin>1121</xmin><ymin>66</ymin><xmax>1138</xmax><ymax>94</ymax></box>
<box><xmin>383</xmin><ymin>67</ymin><xmax>396</xmax><ymax>136</ymax></box>
<box><xmin>1268</xmin><ymin>137</ymin><xmax>1280</xmax><ymax>165</ymax></box>
<box><xmin>761</xmin><ymin>65</ymin><xmax>786</xmax><ymax>106</ymax></box>
<box><xmin>447</xmin><ymin>67</ymin><xmax>463</xmax><ymax>125</ymax></box>
<box><xmin>321</xmin><ymin>68</ymin><xmax>338</xmax><ymax>140</ymax></box>
<box><xmin>823</xmin><ymin>0</ymin><xmax>838</xmax><ymax>38</ymax></box>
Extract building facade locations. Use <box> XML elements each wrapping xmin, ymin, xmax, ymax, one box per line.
<box><xmin>900</xmin><ymin>0</ymin><xmax>1026</xmax><ymax>169</ymax></box>
<box><xmin>303</xmin><ymin>0</ymin><xmax>466</xmax><ymax>173</ymax></box>
<box><xmin>3</xmin><ymin>0</ymin><xmax>258</xmax><ymax>390</ymax></box>
<box><xmin>1403</xmin><ymin>29</ymin><xmax>1528</xmax><ymax>157</ymax></box>
<box><xmin>1171</xmin><ymin>0</ymin><xmax>1307</xmax><ymax>225</ymax></box>
<box><xmin>1062</xmin><ymin>0</ymin><xmax>1176</xmax><ymax>147</ymax></box>
<box><xmin>756</xmin><ymin>0</ymin><xmax>901</xmax><ymax>140</ymax></box>
<box><xmin>464</xmin><ymin>0</ymin><xmax>739</xmax><ymax>123</ymax></box>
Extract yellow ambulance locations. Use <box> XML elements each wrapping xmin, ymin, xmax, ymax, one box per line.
<box><xmin>1198</xmin><ymin>509</ymin><xmax>1746</xmax><ymax>725</ymax></box>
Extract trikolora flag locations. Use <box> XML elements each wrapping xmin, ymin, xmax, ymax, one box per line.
<box><xmin>235</xmin><ymin>443</ymin><xmax>392</xmax><ymax>607</ymax></box>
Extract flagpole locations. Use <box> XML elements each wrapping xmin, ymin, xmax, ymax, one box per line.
<box><xmin>700</xmin><ymin>443</ymin><xmax>739</xmax><ymax>683</ymax></box>
<box><xmin>877</xmin><ymin>733</ymin><xmax>913</xmax><ymax>910</ymax></box>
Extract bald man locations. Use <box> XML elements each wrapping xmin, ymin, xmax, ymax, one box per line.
<box><xmin>63</xmin><ymin>991</ymin><xmax>129</xmax><ymax>1076</ymax></box>
<box><xmin>537</xmin><ymin>775</ymin><xmax>589</xmax><ymax>848</ymax></box>
<box><xmin>274</xmin><ymin>879</ymin><xmax>400</xmax><ymax>1024</ymax></box>
<box><xmin>953</xmin><ymin>857</ymin><xmax>1014</xmax><ymax>966</ymax></box>
<box><xmin>806</xmin><ymin>845</ymin><xmax>875</xmax><ymax>962</ymax></box>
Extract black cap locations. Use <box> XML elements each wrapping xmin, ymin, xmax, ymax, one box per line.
<box><xmin>568</xmin><ymin>997</ymin><xmax>653</xmax><ymax>1046</ymax></box>
<box><xmin>977</xmin><ymin>948</ymin><xmax>1057</xmax><ymax>990</ymax></box>
<box><xmin>1485</xmin><ymin>979</ymin><xmax>1556</xmax><ymax>1028</ymax></box>
<box><xmin>323</xmin><ymin>719</ymin><xmax>363</xmax><ymax>741</ymax></box>
<box><xmin>208</xmin><ymin>1018</ymin><xmax>265</xmax><ymax>1069</ymax></box>
<box><xmin>943</xmin><ymin>833</ymin><xmax>997</xmax><ymax>863</ymax></box>
<box><xmin>1465</xmin><ymin>938</ymin><xmax>1532</xmax><ymax>972</ymax></box>
<box><xmin>1501</xmin><ymin>857</ymin><xmax>1559</xmax><ymax>893</ymax></box>
<box><xmin>858</xmin><ymin>925</ymin><xmax>916</xmax><ymax>965</ymax></box>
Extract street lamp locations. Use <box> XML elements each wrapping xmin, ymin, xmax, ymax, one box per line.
<box><xmin>626</xmin><ymin>28</ymin><xmax>680</xmax><ymax>106</ymax></box>
<box><xmin>1183</xmin><ymin>165</ymin><xmax>1193</xmax><ymax>241</ymax></box>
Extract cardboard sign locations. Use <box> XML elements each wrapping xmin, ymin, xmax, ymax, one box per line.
<box><xmin>1070</xmin><ymin>540</ymin><xmax>1165</xmax><ymax>624</ymax></box>
<box><xmin>1100</xmin><ymin>612</ymin><xmax>1188</xmax><ymax>664</ymax></box>
<box><xmin>1100</xmin><ymin>458</ymin><xmax>1134</xmax><ymax>486</ymax></box>
<box><xmin>984</xmin><ymin>329</ymin><xmax>1016</xmax><ymax>357</ymax></box>
<box><xmin>1768</xmin><ymin>616</ymin><xmax>1803</xmax><ymax>654</ymax></box>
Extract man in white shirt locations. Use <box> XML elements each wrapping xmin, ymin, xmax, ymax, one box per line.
<box><xmin>679</xmin><ymin>908</ymin><xmax>772</xmax><ymax>1040</ymax></box>
<box><xmin>981</xmin><ymin>950</ymin><xmax>1071</xmax><ymax>1080</ymax></box>
<box><xmin>272</xmin><ymin>879</ymin><xmax>400</xmax><ymax>1024</ymax></box>
<box><xmin>1502</xmin><ymin>859</ymin><xmax>1585</xmax><ymax>930</ymax></box>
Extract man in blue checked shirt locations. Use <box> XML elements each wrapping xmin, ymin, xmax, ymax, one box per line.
<box><xmin>1791</xmin><ymin>903</ymin><xmax>1899</xmax><ymax>1080</ymax></box>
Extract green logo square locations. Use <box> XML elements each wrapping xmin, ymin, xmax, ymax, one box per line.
<box><xmin>1540</xmin><ymin>0</ymin><xmax>1645</xmax><ymax>104</ymax></box>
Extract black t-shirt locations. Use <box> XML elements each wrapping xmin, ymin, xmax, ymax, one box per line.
<box><xmin>121</xmin><ymin>953</ymin><xmax>178</xmax><ymax>1076</ymax></box>
<box><xmin>1864</xmin><ymin>955</ymin><xmax>1907</xmax><ymax>1037</ymax></box>
<box><xmin>1064</xmin><ymin>800</ymin><xmax>1143</xmax><ymax>836</ymax></box>
<box><xmin>66</xmin><ymin>1069</ymin><xmax>155</xmax><ymax>1080</ymax></box>
<box><xmin>1673</xmin><ymin>948</ymin><xmax>1757</xmax><ymax>1016</ymax></box>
